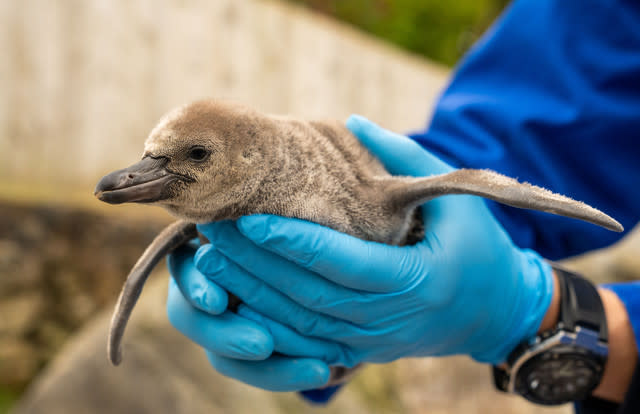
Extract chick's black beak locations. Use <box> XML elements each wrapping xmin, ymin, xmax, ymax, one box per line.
<box><xmin>94</xmin><ymin>157</ymin><xmax>180</xmax><ymax>204</ymax></box>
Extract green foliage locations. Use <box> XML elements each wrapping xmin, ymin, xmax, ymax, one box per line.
<box><xmin>0</xmin><ymin>388</ymin><xmax>18</xmax><ymax>414</ymax></box>
<box><xmin>287</xmin><ymin>0</ymin><xmax>510</xmax><ymax>66</ymax></box>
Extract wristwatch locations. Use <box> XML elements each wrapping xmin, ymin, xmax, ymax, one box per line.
<box><xmin>493</xmin><ymin>264</ymin><xmax>608</xmax><ymax>405</ymax></box>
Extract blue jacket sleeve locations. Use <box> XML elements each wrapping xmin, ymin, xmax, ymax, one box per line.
<box><xmin>409</xmin><ymin>0</ymin><xmax>640</xmax><ymax>260</ymax></box>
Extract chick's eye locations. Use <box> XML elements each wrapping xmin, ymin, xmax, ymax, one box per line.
<box><xmin>188</xmin><ymin>146</ymin><xmax>210</xmax><ymax>162</ymax></box>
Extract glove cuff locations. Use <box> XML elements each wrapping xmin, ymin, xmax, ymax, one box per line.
<box><xmin>472</xmin><ymin>250</ymin><xmax>554</xmax><ymax>364</ymax></box>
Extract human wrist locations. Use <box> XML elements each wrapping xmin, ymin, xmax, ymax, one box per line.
<box><xmin>532</xmin><ymin>269</ymin><xmax>637</xmax><ymax>402</ymax></box>
<box><xmin>591</xmin><ymin>287</ymin><xmax>638</xmax><ymax>402</ymax></box>
<box><xmin>515</xmin><ymin>268</ymin><xmax>636</xmax><ymax>403</ymax></box>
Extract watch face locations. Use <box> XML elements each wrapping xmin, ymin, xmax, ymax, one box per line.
<box><xmin>515</xmin><ymin>346</ymin><xmax>604</xmax><ymax>405</ymax></box>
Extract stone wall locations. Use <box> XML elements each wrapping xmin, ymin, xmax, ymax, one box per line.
<box><xmin>0</xmin><ymin>0</ymin><xmax>448</xmax><ymax>191</ymax></box>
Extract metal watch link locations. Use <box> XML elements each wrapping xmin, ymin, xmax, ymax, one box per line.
<box><xmin>493</xmin><ymin>263</ymin><xmax>608</xmax><ymax>405</ymax></box>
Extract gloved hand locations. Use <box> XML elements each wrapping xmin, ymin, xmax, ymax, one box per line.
<box><xmin>167</xmin><ymin>115</ymin><xmax>555</xmax><ymax>391</ymax></box>
<box><xmin>167</xmin><ymin>244</ymin><xmax>337</xmax><ymax>391</ymax></box>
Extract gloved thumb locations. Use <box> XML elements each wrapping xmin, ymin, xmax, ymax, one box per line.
<box><xmin>346</xmin><ymin>115</ymin><xmax>452</xmax><ymax>177</ymax></box>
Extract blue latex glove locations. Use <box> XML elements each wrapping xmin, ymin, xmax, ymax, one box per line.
<box><xmin>167</xmin><ymin>242</ymin><xmax>339</xmax><ymax>391</ymax></box>
<box><xmin>167</xmin><ymin>115</ymin><xmax>555</xmax><ymax>391</ymax></box>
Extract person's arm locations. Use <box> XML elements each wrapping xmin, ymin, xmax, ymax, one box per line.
<box><xmin>587</xmin><ymin>282</ymin><xmax>640</xmax><ymax>413</ymax></box>
<box><xmin>540</xmin><ymin>275</ymin><xmax>639</xmax><ymax>403</ymax></box>
<box><xmin>592</xmin><ymin>287</ymin><xmax>638</xmax><ymax>402</ymax></box>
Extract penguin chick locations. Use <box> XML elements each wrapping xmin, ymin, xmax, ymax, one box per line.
<box><xmin>95</xmin><ymin>99</ymin><xmax>622</xmax><ymax>381</ymax></box>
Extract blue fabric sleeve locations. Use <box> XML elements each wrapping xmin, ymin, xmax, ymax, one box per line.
<box><xmin>409</xmin><ymin>0</ymin><xmax>640</xmax><ymax>260</ymax></box>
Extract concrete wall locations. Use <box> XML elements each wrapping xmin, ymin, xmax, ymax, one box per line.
<box><xmin>0</xmin><ymin>0</ymin><xmax>449</xmax><ymax>190</ymax></box>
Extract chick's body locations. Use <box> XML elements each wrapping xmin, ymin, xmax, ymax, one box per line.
<box><xmin>147</xmin><ymin>101</ymin><xmax>419</xmax><ymax>245</ymax></box>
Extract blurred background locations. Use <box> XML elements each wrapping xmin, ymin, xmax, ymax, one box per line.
<box><xmin>0</xmin><ymin>1</ymin><xmax>637</xmax><ymax>413</ymax></box>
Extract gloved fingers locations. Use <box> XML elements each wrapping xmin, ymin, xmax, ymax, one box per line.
<box><xmin>235</xmin><ymin>214</ymin><xmax>424</xmax><ymax>293</ymax></box>
<box><xmin>346</xmin><ymin>114</ymin><xmax>453</xmax><ymax>176</ymax></box>
<box><xmin>167</xmin><ymin>244</ymin><xmax>228</xmax><ymax>315</ymax></box>
<box><xmin>197</xmin><ymin>221</ymin><xmax>382</xmax><ymax>324</ymax></box>
<box><xmin>196</xmin><ymin>220</ymin><xmax>233</xmax><ymax>247</ymax></box>
<box><xmin>194</xmin><ymin>242</ymin><xmax>359</xmax><ymax>339</ymax></box>
<box><xmin>167</xmin><ymin>278</ymin><xmax>274</xmax><ymax>360</ymax></box>
<box><xmin>237</xmin><ymin>304</ymin><xmax>357</xmax><ymax>367</ymax></box>
<box><xmin>206</xmin><ymin>352</ymin><xmax>331</xmax><ymax>392</ymax></box>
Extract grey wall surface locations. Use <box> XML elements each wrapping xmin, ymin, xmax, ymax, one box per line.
<box><xmin>0</xmin><ymin>0</ymin><xmax>448</xmax><ymax>190</ymax></box>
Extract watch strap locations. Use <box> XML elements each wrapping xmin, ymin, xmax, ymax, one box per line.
<box><xmin>552</xmin><ymin>263</ymin><xmax>608</xmax><ymax>342</ymax></box>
